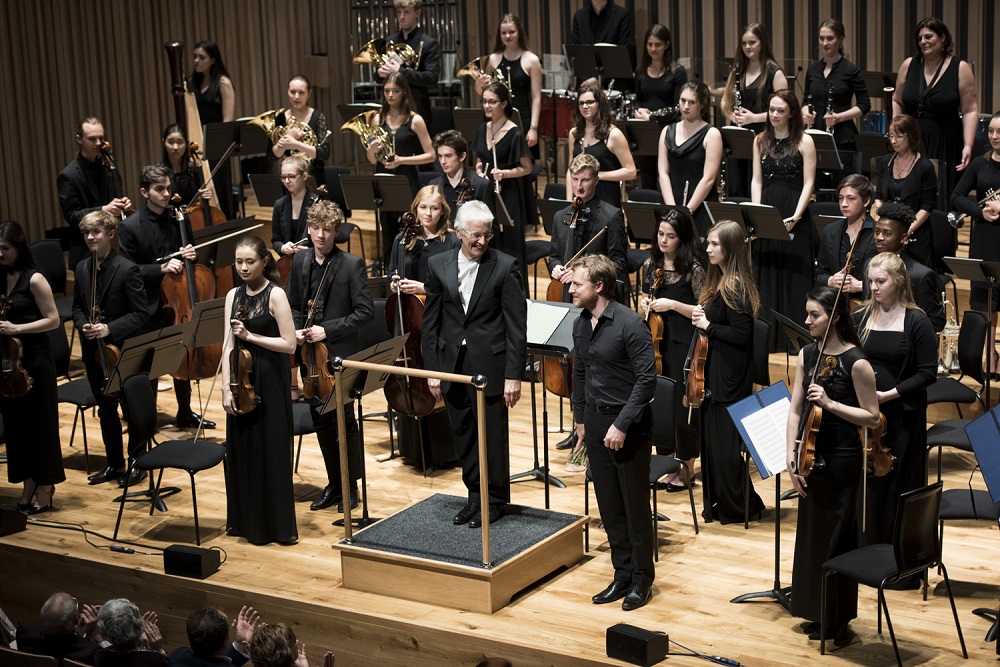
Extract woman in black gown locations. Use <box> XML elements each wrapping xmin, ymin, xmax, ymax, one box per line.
<box><xmin>270</xmin><ymin>75</ymin><xmax>332</xmax><ymax>185</ymax></box>
<box><xmin>366</xmin><ymin>72</ymin><xmax>435</xmax><ymax>266</ymax></box>
<box><xmin>633</xmin><ymin>23</ymin><xmax>687</xmax><ymax>189</ymax></box>
<box><xmin>692</xmin><ymin>220</ymin><xmax>764</xmax><ymax>524</ymax></box>
<box><xmin>387</xmin><ymin>185</ymin><xmax>459</xmax><ymax>470</ymax></box>
<box><xmin>720</xmin><ymin>23</ymin><xmax>789</xmax><ymax>198</ymax></box>
<box><xmin>472</xmin><ymin>82</ymin><xmax>534</xmax><ymax>282</ymax></box>
<box><xmin>873</xmin><ymin>115</ymin><xmax>938</xmax><ymax>268</ymax></box>
<box><xmin>657</xmin><ymin>81</ymin><xmax>723</xmax><ymax>238</ymax></box>
<box><xmin>566</xmin><ymin>83</ymin><xmax>636</xmax><ymax>209</ymax></box>
<box><xmin>786</xmin><ymin>287</ymin><xmax>879</xmax><ymax>643</ymax></box>
<box><xmin>222</xmin><ymin>235</ymin><xmax>298</xmax><ymax>545</ymax></box>
<box><xmin>892</xmin><ymin>17</ymin><xmax>978</xmax><ymax>199</ymax></box>
<box><xmin>0</xmin><ymin>222</ymin><xmax>63</xmax><ymax>514</ymax></box>
<box><xmin>752</xmin><ymin>89</ymin><xmax>817</xmax><ymax>352</ymax></box>
<box><xmin>188</xmin><ymin>40</ymin><xmax>236</xmax><ymax>218</ymax></box>
<box><xmin>951</xmin><ymin>111</ymin><xmax>1000</xmax><ymax>374</ymax></box>
<box><xmin>640</xmin><ymin>209</ymin><xmax>705</xmax><ymax>489</ymax></box>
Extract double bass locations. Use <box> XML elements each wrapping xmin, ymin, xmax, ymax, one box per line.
<box><xmin>383</xmin><ymin>213</ymin><xmax>444</xmax><ymax>417</ymax></box>
<box><xmin>0</xmin><ymin>295</ymin><xmax>32</xmax><ymax>399</ymax></box>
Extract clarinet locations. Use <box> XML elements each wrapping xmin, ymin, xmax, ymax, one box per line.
<box><xmin>824</xmin><ymin>82</ymin><xmax>834</xmax><ymax>131</ymax></box>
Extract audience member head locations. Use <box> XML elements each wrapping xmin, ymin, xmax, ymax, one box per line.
<box><xmin>39</xmin><ymin>593</ymin><xmax>79</xmax><ymax>635</ymax></box>
<box><xmin>97</xmin><ymin>599</ymin><xmax>145</xmax><ymax>650</ymax></box>
<box><xmin>185</xmin><ymin>608</ymin><xmax>230</xmax><ymax>658</ymax></box>
<box><xmin>249</xmin><ymin>623</ymin><xmax>298</xmax><ymax>667</ymax></box>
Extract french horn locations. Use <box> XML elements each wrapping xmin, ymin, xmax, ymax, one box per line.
<box><xmin>340</xmin><ymin>110</ymin><xmax>395</xmax><ymax>163</ymax></box>
<box><xmin>247</xmin><ymin>108</ymin><xmax>329</xmax><ymax>152</ymax></box>
<box><xmin>456</xmin><ymin>56</ymin><xmax>510</xmax><ymax>89</ymax></box>
<box><xmin>353</xmin><ymin>38</ymin><xmax>420</xmax><ymax>70</ymax></box>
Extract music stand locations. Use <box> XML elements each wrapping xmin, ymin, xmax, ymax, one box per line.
<box><xmin>565</xmin><ymin>44</ymin><xmax>634</xmax><ymax>87</ymax></box>
<box><xmin>705</xmin><ymin>202</ymin><xmax>790</xmax><ymax>242</ymax></box>
<box><xmin>322</xmin><ymin>336</ymin><xmax>409</xmax><ymax>528</ymax></box>
<box><xmin>537</xmin><ymin>198</ymin><xmax>569</xmax><ymax>236</ymax></box>
<box><xmin>720</xmin><ymin>127</ymin><xmax>756</xmax><ymax>160</ymax></box>
<box><xmin>806</xmin><ymin>129</ymin><xmax>844</xmax><ymax>173</ymax></box>
<box><xmin>617</xmin><ymin>119</ymin><xmax>664</xmax><ymax>157</ymax></box>
<box><xmin>623</xmin><ymin>202</ymin><xmax>689</xmax><ymax>246</ymax></box>
<box><xmin>773</xmin><ymin>310</ymin><xmax>814</xmax><ymax>382</ymax></box>
<box><xmin>248</xmin><ymin>174</ymin><xmax>319</xmax><ymax>208</ymax></box>
<box><xmin>944</xmin><ymin>257</ymin><xmax>1000</xmax><ymax>406</ymax></box>
<box><xmin>814</xmin><ymin>214</ymin><xmax>845</xmax><ymax>239</ymax></box>
<box><xmin>855</xmin><ymin>134</ymin><xmax>889</xmax><ymax>177</ymax></box>
<box><xmin>339</xmin><ymin>173</ymin><xmax>412</xmax><ymax>275</ymax></box>
<box><xmin>451</xmin><ymin>108</ymin><xmax>485</xmax><ymax>154</ymax></box>
<box><xmin>512</xmin><ymin>301</ymin><xmax>581</xmax><ymax>508</ymax></box>
<box><xmin>862</xmin><ymin>71</ymin><xmax>896</xmax><ymax>101</ymax></box>
<box><xmin>191</xmin><ymin>216</ymin><xmax>260</xmax><ymax>269</ymax></box>
<box><xmin>963</xmin><ymin>407</ymin><xmax>1000</xmax><ymax>645</ymax></box>
<box><xmin>205</xmin><ymin>121</ymin><xmax>269</xmax><ymax>218</ymax></box>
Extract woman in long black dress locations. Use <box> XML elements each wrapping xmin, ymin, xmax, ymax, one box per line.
<box><xmin>0</xmin><ymin>222</ymin><xmax>63</xmax><ymax>514</ymax></box>
<box><xmin>692</xmin><ymin>220</ymin><xmax>764</xmax><ymax>524</ymax></box>
<box><xmin>475</xmin><ymin>14</ymin><xmax>543</xmax><ymax>159</ymax></box>
<box><xmin>640</xmin><ymin>209</ymin><xmax>705</xmax><ymax>488</ymax></box>
<box><xmin>786</xmin><ymin>287</ymin><xmax>879</xmax><ymax>643</ymax></box>
<box><xmin>855</xmin><ymin>254</ymin><xmax>937</xmax><ymax>574</ymax></box>
<box><xmin>801</xmin><ymin>18</ymin><xmax>871</xmax><ymax>176</ymax></box>
<box><xmin>657</xmin><ymin>81</ymin><xmax>722</xmax><ymax>238</ymax></box>
<box><xmin>565</xmin><ymin>83</ymin><xmax>636</xmax><ymax>209</ymax></box>
<box><xmin>633</xmin><ymin>23</ymin><xmax>687</xmax><ymax>189</ymax></box>
<box><xmin>951</xmin><ymin>111</ymin><xmax>1000</xmax><ymax>374</ymax></box>
<box><xmin>874</xmin><ymin>114</ymin><xmax>938</xmax><ymax>268</ymax></box>
<box><xmin>270</xmin><ymin>75</ymin><xmax>332</xmax><ymax>185</ymax></box>
<box><xmin>188</xmin><ymin>40</ymin><xmax>236</xmax><ymax>218</ymax></box>
<box><xmin>366</xmin><ymin>72</ymin><xmax>435</xmax><ymax>266</ymax></box>
<box><xmin>720</xmin><ymin>23</ymin><xmax>789</xmax><ymax>198</ymax></box>
<box><xmin>892</xmin><ymin>17</ymin><xmax>978</xmax><ymax>199</ymax></box>
<box><xmin>387</xmin><ymin>186</ymin><xmax>459</xmax><ymax>470</ymax></box>
<box><xmin>222</xmin><ymin>235</ymin><xmax>298</xmax><ymax>545</ymax></box>
<box><xmin>752</xmin><ymin>89</ymin><xmax>817</xmax><ymax>352</ymax></box>
<box><xmin>472</xmin><ymin>82</ymin><xmax>533</xmax><ymax>282</ymax></box>
<box><xmin>161</xmin><ymin>124</ymin><xmax>211</xmax><ymax>207</ymax></box>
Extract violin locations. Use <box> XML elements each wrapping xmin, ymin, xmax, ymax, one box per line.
<box><xmin>229</xmin><ymin>302</ymin><xmax>258</xmax><ymax>414</ymax></box>
<box><xmin>643</xmin><ymin>268</ymin><xmax>666</xmax><ymax>376</ymax></box>
<box><xmin>682</xmin><ymin>327</ymin><xmax>708</xmax><ymax>423</ymax></box>
<box><xmin>864</xmin><ymin>412</ymin><xmax>894</xmax><ymax>477</ymax></box>
<box><xmin>455</xmin><ymin>178</ymin><xmax>473</xmax><ymax>207</ymax></box>
<box><xmin>0</xmin><ymin>295</ymin><xmax>32</xmax><ymax>399</ymax></box>
<box><xmin>299</xmin><ymin>255</ymin><xmax>336</xmax><ymax>401</ymax></box>
<box><xmin>99</xmin><ymin>141</ymin><xmax>134</xmax><ymax>220</ymax></box>
<box><xmin>383</xmin><ymin>213</ymin><xmax>444</xmax><ymax>417</ymax></box>
<box><xmin>88</xmin><ymin>252</ymin><xmax>121</xmax><ymax>391</ymax></box>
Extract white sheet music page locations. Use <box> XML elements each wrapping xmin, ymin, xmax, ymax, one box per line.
<box><xmin>526</xmin><ymin>301</ymin><xmax>569</xmax><ymax>347</ymax></box>
<box><xmin>740</xmin><ymin>398</ymin><xmax>791</xmax><ymax>476</ymax></box>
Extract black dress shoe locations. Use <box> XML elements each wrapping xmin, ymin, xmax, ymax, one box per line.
<box><xmin>88</xmin><ymin>466</ymin><xmax>125</xmax><ymax>485</ymax></box>
<box><xmin>337</xmin><ymin>487</ymin><xmax>359</xmax><ymax>513</ymax></box>
<box><xmin>453</xmin><ymin>502</ymin><xmax>480</xmax><ymax>525</ymax></box>
<box><xmin>592</xmin><ymin>580</ymin><xmax>630</xmax><ymax>604</ymax></box>
<box><xmin>555</xmin><ymin>432</ymin><xmax>577</xmax><ymax>450</ymax></box>
<box><xmin>310</xmin><ymin>486</ymin><xmax>339</xmax><ymax>511</ymax></box>
<box><xmin>117</xmin><ymin>467</ymin><xmax>147</xmax><ymax>488</ymax></box>
<box><xmin>468</xmin><ymin>504</ymin><xmax>503</xmax><ymax>528</ymax></box>
<box><xmin>621</xmin><ymin>584</ymin><xmax>652</xmax><ymax>611</ymax></box>
<box><xmin>176</xmin><ymin>411</ymin><xmax>216</xmax><ymax>429</ymax></box>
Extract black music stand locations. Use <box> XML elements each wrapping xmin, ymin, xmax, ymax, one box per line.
<box><xmin>617</xmin><ymin>119</ymin><xmax>663</xmax><ymax>157</ymax></box>
<box><xmin>511</xmin><ymin>301</ymin><xmax>581</xmax><ymax>508</ymax></box>
<box><xmin>862</xmin><ymin>71</ymin><xmax>896</xmax><ymax>101</ymax></box>
<box><xmin>807</xmin><ymin>129</ymin><xmax>844</xmax><ymax>174</ymax></box>
<box><xmin>720</xmin><ymin>127</ymin><xmax>756</xmax><ymax>196</ymax></box>
<box><xmin>451</xmin><ymin>108</ymin><xmax>486</xmax><ymax>156</ymax></box>
<box><xmin>107</xmin><ymin>324</ymin><xmax>190</xmax><ymax>511</ymax></box>
<box><xmin>190</xmin><ymin>216</ymin><xmax>260</xmax><ymax>270</ymax></box>
<box><xmin>964</xmin><ymin>407</ymin><xmax>1000</xmax><ymax>646</ymax></box>
<box><xmin>177</xmin><ymin>298</ymin><xmax>227</xmax><ymax>437</ymax></box>
<box><xmin>705</xmin><ymin>202</ymin><xmax>789</xmax><ymax>242</ymax></box>
<box><xmin>322</xmin><ymin>336</ymin><xmax>409</xmax><ymax>528</ymax></box>
<box><xmin>813</xmin><ymin>214</ymin><xmax>845</xmax><ymax>239</ymax></box>
<box><xmin>944</xmin><ymin>257</ymin><xmax>1000</xmax><ymax>406</ymax></box>
<box><xmin>856</xmin><ymin>134</ymin><xmax>889</xmax><ymax>177</ymax></box>
<box><xmin>339</xmin><ymin>173</ymin><xmax>412</xmax><ymax>275</ymax></box>
<box><xmin>623</xmin><ymin>202</ymin><xmax>690</xmax><ymax>245</ymax></box>
<box><xmin>248</xmin><ymin>174</ymin><xmax>319</xmax><ymax>208</ymax></box>
<box><xmin>204</xmin><ymin>121</ymin><xmax>268</xmax><ymax>218</ymax></box>
<box><xmin>773</xmin><ymin>310</ymin><xmax>814</xmax><ymax>383</ymax></box>
<box><xmin>565</xmin><ymin>44</ymin><xmax>634</xmax><ymax>88</ymax></box>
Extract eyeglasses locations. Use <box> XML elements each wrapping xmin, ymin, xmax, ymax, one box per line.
<box><xmin>461</xmin><ymin>231</ymin><xmax>493</xmax><ymax>241</ymax></box>
<box><xmin>887</xmin><ymin>134</ymin><xmax>906</xmax><ymax>141</ymax></box>
<box><xmin>578</xmin><ymin>100</ymin><xmax>597</xmax><ymax>107</ymax></box>
<box><xmin>482</xmin><ymin>99</ymin><xmax>501</xmax><ymax>106</ymax></box>
<box><xmin>279</xmin><ymin>174</ymin><xmax>302</xmax><ymax>181</ymax></box>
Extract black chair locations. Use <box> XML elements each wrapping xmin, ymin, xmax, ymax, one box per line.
<box><xmin>939</xmin><ymin>472</ymin><xmax>1000</xmax><ymax>559</ymax></box>
<box><xmin>31</xmin><ymin>239</ymin><xmax>75</xmax><ymax>348</ymax></box>
<box><xmin>113</xmin><ymin>374</ymin><xmax>226</xmax><ymax>546</ymax></box>
<box><xmin>525</xmin><ymin>239</ymin><xmax>550</xmax><ymax>298</ymax></box>
<box><xmin>752</xmin><ymin>318</ymin><xmax>771</xmax><ymax>388</ymax></box>
<box><xmin>626</xmin><ymin>188</ymin><xmax>663</xmax><ymax>204</ymax></box>
<box><xmin>291</xmin><ymin>402</ymin><xmax>316</xmax><ymax>473</ymax></box>
<box><xmin>322</xmin><ymin>165</ymin><xmax>353</xmax><ymax>218</ymax></box>
<box><xmin>418</xmin><ymin>170</ymin><xmax>438</xmax><ymax>188</ymax></box>
<box><xmin>428</xmin><ymin>106</ymin><xmax>453</xmax><ymax>138</ymax></box>
<box><xmin>583</xmin><ymin>376</ymin><xmax>699</xmax><ymax>561</ymax></box>
<box><xmin>819</xmin><ymin>482</ymin><xmax>967</xmax><ymax>665</ymax></box>
<box><xmin>50</xmin><ymin>325</ymin><xmax>97</xmax><ymax>473</ymax></box>
<box><xmin>0</xmin><ymin>645</ymin><xmax>58</xmax><ymax>667</ymax></box>
<box><xmin>926</xmin><ymin>311</ymin><xmax>987</xmax><ymax>420</ymax></box>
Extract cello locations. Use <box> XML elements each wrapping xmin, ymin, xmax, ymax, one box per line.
<box><xmin>383</xmin><ymin>213</ymin><xmax>444</xmax><ymax>417</ymax></box>
<box><xmin>543</xmin><ymin>198</ymin><xmax>584</xmax><ymax>400</ymax></box>
<box><xmin>0</xmin><ymin>295</ymin><xmax>32</xmax><ymax>399</ymax></box>
<box><xmin>643</xmin><ymin>268</ymin><xmax>666</xmax><ymax>375</ymax></box>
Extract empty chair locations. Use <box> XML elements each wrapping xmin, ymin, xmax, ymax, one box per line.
<box><xmin>50</xmin><ymin>325</ymin><xmax>97</xmax><ymax>473</ymax></box>
<box><xmin>926</xmin><ymin>311</ymin><xmax>987</xmax><ymax>421</ymax></box>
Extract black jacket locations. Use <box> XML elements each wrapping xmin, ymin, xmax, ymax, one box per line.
<box><xmin>547</xmin><ymin>197</ymin><xmax>627</xmax><ymax>277</ymax></box>
<box><xmin>379</xmin><ymin>26</ymin><xmax>440</xmax><ymax>122</ymax></box>
<box><xmin>815</xmin><ymin>215</ymin><xmax>877</xmax><ymax>287</ymax></box>
<box><xmin>271</xmin><ymin>191</ymin><xmax>320</xmax><ymax>253</ymax></box>
<box><xmin>71</xmin><ymin>250</ymin><xmax>149</xmax><ymax>346</ymax></box>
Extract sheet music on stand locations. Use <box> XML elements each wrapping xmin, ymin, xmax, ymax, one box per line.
<box><xmin>726</xmin><ymin>382</ymin><xmax>792</xmax><ymax>480</ymax></box>
<box><xmin>704</xmin><ymin>201</ymin><xmax>790</xmax><ymax>241</ymax></box>
<box><xmin>807</xmin><ymin>129</ymin><xmax>844</xmax><ymax>172</ymax></box>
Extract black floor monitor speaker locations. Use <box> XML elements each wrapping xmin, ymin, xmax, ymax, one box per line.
<box><xmin>163</xmin><ymin>544</ymin><xmax>220</xmax><ymax>579</ymax></box>
<box><xmin>0</xmin><ymin>506</ymin><xmax>28</xmax><ymax>536</ymax></box>
<box><xmin>606</xmin><ymin>623</ymin><xmax>668</xmax><ymax>666</ymax></box>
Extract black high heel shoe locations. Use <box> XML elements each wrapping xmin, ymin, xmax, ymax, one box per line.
<box><xmin>16</xmin><ymin>488</ymin><xmax>37</xmax><ymax>512</ymax></box>
<box><xmin>24</xmin><ymin>487</ymin><xmax>55</xmax><ymax>516</ymax></box>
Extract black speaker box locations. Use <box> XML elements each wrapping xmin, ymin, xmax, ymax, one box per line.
<box><xmin>606</xmin><ymin>623</ymin><xmax>668</xmax><ymax>666</ymax></box>
<box><xmin>163</xmin><ymin>544</ymin><xmax>220</xmax><ymax>579</ymax></box>
<box><xmin>0</xmin><ymin>506</ymin><xmax>28</xmax><ymax>536</ymax></box>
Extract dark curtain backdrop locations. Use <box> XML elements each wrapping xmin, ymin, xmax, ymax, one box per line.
<box><xmin>1</xmin><ymin>0</ymin><xmax>996</xmax><ymax>243</ymax></box>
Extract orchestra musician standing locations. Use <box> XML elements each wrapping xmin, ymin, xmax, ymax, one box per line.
<box><xmin>569</xmin><ymin>254</ymin><xmax>656</xmax><ymax>611</ymax></box>
<box><xmin>429</xmin><ymin>130</ymin><xmax>493</xmax><ymax>224</ymax></box>
<box><xmin>423</xmin><ymin>200</ymin><xmax>527</xmax><ymax>528</ymax></box>
<box><xmin>222</xmin><ymin>235</ymin><xmax>298</xmax><ymax>545</ymax></box>
<box><xmin>816</xmin><ymin>175</ymin><xmax>878</xmax><ymax>300</ymax></box>
<box><xmin>118</xmin><ymin>165</ymin><xmax>217</xmax><ymax>433</ymax></box>
<box><xmin>286</xmin><ymin>201</ymin><xmax>374</xmax><ymax>513</ymax></box>
<box><xmin>271</xmin><ymin>155</ymin><xmax>321</xmax><ymax>256</ymax></box>
<box><xmin>71</xmin><ymin>211</ymin><xmax>149</xmax><ymax>486</ymax></box>
<box><xmin>692</xmin><ymin>220</ymin><xmax>765</xmax><ymax>524</ymax></box>
<box><xmin>569</xmin><ymin>0</ymin><xmax>634</xmax><ymax>89</ymax></box>
<box><xmin>377</xmin><ymin>0</ymin><xmax>440</xmax><ymax>124</ymax></box>
<box><xmin>566</xmin><ymin>83</ymin><xmax>636</xmax><ymax>209</ymax></box>
<box><xmin>270</xmin><ymin>75</ymin><xmax>331</xmax><ymax>185</ymax></box>
<box><xmin>188</xmin><ymin>40</ymin><xmax>236</xmax><ymax>218</ymax></box>
<box><xmin>786</xmin><ymin>287</ymin><xmax>879</xmax><ymax>645</ymax></box>
<box><xmin>633</xmin><ymin>23</ymin><xmax>687</xmax><ymax>189</ymax></box>
<box><xmin>640</xmin><ymin>210</ymin><xmax>706</xmax><ymax>490</ymax></box>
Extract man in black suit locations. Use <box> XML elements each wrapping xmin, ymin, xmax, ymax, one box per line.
<box><xmin>15</xmin><ymin>592</ymin><xmax>101</xmax><ymax>664</ymax></box>
<box><xmin>71</xmin><ymin>211</ymin><xmax>149</xmax><ymax>486</ymax></box>
<box><xmin>286</xmin><ymin>200</ymin><xmax>374</xmax><ymax>512</ymax></box>
<box><xmin>57</xmin><ymin>116</ymin><xmax>132</xmax><ymax>266</ymax></box>
<box><xmin>570</xmin><ymin>1</ymin><xmax>635</xmax><ymax>89</ymax></box>
<box><xmin>815</xmin><ymin>174</ymin><xmax>878</xmax><ymax>296</ymax></box>
<box><xmin>430</xmin><ymin>130</ymin><xmax>493</xmax><ymax>223</ymax></box>
<box><xmin>118</xmin><ymin>165</ymin><xmax>217</xmax><ymax>433</ymax></box>
<box><xmin>423</xmin><ymin>200</ymin><xmax>527</xmax><ymax>527</ymax></box>
<box><xmin>166</xmin><ymin>607</ymin><xmax>258</xmax><ymax>667</ymax></box>
<box><xmin>377</xmin><ymin>0</ymin><xmax>440</xmax><ymax>123</ymax></box>
<box><xmin>868</xmin><ymin>201</ymin><xmax>945</xmax><ymax>332</ymax></box>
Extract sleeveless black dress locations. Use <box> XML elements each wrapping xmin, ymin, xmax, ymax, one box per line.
<box><xmin>665</xmin><ymin>123</ymin><xmax>718</xmax><ymax>238</ymax></box>
<box><xmin>726</xmin><ymin>63</ymin><xmax>780</xmax><ymax>198</ymax></box>
<box><xmin>498</xmin><ymin>54</ymin><xmax>538</xmax><ymax>161</ymax></box>
<box><xmin>791</xmin><ymin>344</ymin><xmax>863</xmax><ymax>627</ymax></box>
<box><xmin>901</xmin><ymin>56</ymin><xmax>964</xmax><ymax>196</ymax></box>
<box><xmin>572</xmin><ymin>136</ymin><xmax>623</xmax><ymax>209</ymax></box>
<box><xmin>1</xmin><ymin>269</ymin><xmax>64</xmax><ymax>486</ymax></box>
<box><xmin>377</xmin><ymin>113</ymin><xmax>424</xmax><ymax>269</ymax></box>
<box><xmin>225</xmin><ymin>283</ymin><xmax>296</xmax><ymax>545</ymax></box>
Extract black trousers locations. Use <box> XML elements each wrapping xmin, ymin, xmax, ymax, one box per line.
<box><xmin>311</xmin><ymin>403</ymin><xmax>362</xmax><ymax>492</ymax></box>
<box><xmin>81</xmin><ymin>343</ymin><xmax>132</xmax><ymax>469</ymax></box>
<box><xmin>585</xmin><ymin>406</ymin><xmax>655</xmax><ymax>588</ymax></box>
<box><xmin>445</xmin><ymin>347</ymin><xmax>510</xmax><ymax>506</ymax></box>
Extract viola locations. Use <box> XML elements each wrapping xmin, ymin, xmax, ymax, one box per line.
<box><xmin>682</xmin><ymin>328</ymin><xmax>708</xmax><ymax>423</ymax></box>
<box><xmin>88</xmin><ymin>252</ymin><xmax>121</xmax><ymax>390</ymax></box>
<box><xmin>0</xmin><ymin>295</ymin><xmax>32</xmax><ymax>399</ymax></box>
<box><xmin>185</xmin><ymin>141</ymin><xmax>227</xmax><ymax>231</ymax></box>
<box><xmin>99</xmin><ymin>141</ymin><xmax>134</xmax><ymax>220</ymax></box>
<box><xmin>643</xmin><ymin>268</ymin><xmax>666</xmax><ymax>375</ymax></box>
<box><xmin>864</xmin><ymin>412</ymin><xmax>894</xmax><ymax>477</ymax></box>
<box><xmin>383</xmin><ymin>213</ymin><xmax>444</xmax><ymax>417</ymax></box>
<box><xmin>299</xmin><ymin>255</ymin><xmax>336</xmax><ymax>401</ymax></box>
<box><xmin>229</xmin><ymin>303</ymin><xmax>258</xmax><ymax>414</ymax></box>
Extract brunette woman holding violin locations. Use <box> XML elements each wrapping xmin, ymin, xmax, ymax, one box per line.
<box><xmin>161</xmin><ymin>124</ymin><xmax>212</xmax><ymax>208</ymax></box>
<box><xmin>387</xmin><ymin>186</ymin><xmax>458</xmax><ymax>469</ymax></box>
<box><xmin>854</xmin><ymin>253</ymin><xmax>937</xmax><ymax>570</ymax></box>
<box><xmin>786</xmin><ymin>286</ymin><xmax>879</xmax><ymax>645</ymax></box>
<box><xmin>639</xmin><ymin>209</ymin><xmax>705</xmax><ymax>490</ymax></box>
<box><xmin>222</xmin><ymin>235</ymin><xmax>298</xmax><ymax>545</ymax></box>
<box><xmin>0</xmin><ymin>221</ymin><xmax>63</xmax><ymax>515</ymax></box>
<box><xmin>692</xmin><ymin>220</ymin><xmax>764</xmax><ymax>524</ymax></box>
<box><xmin>271</xmin><ymin>155</ymin><xmax>321</xmax><ymax>257</ymax></box>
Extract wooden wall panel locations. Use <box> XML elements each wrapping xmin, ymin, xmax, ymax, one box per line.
<box><xmin>0</xmin><ymin>0</ymin><xmax>996</xmax><ymax>244</ymax></box>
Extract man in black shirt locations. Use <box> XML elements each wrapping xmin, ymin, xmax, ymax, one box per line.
<box><xmin>429</xmin><ymin>130</ymin><xmax>492</xmax><ymax>223</ymax></box>
<box><xmin>377</xmin><ymin>0</ymin><xmax>441</xmax><ymax>123</ymax></box>
<box><xmin>569</xmin><ymin>254</ymin><xmax>656</xmax><ymax>611</ymax></box>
